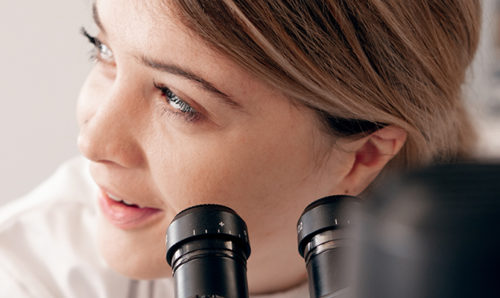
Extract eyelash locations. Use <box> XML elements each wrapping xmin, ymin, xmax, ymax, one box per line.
<box><xmin>81</xmin><ymin>27</ymin><xmax>114</xmax><ymax>64</ymax></box>
<box><xmin>81</xmin><ymin>27</ymin><xmax>201</xmax><ymax>123</ymax></box>
<box><xmin>154</xmin><ymin>81</ymin><xmax>200</xmax><ymax>122</ymax></box>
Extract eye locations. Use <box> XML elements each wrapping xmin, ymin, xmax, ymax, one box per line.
<box><xmin>153</xmin><ymin>81</ymin><xmax>201</xmax><ymax>122</ymax></box>
<box><xmin>81</xmin><ymin>27</ymin><xmax>115</xmax><ymax>64</ymax></box>
<box><xmin>96</xmin><ymin>43</ymin><xmax>114</xmax><ymax>62</ymax></box>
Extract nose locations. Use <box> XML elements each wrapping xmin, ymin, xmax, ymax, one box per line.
<box><xmin>77</xmin><ymin>80</ymin><xmax>145</xmax><ymax>169</ymax></box>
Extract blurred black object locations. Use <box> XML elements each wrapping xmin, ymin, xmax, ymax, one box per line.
<box><xmin>166</xmin><ymin>204</ymin><xmax>250</xmax><ymax>298</ymax></box>
<box><xmin>355</xmin><ymin>163</ymin><xmax>500</xmax><ymax>298</ymax></box>
<box><xmin>297</xmin><ymin>195</ymin><xmax>361</xmax><ymax>298</ymax></box>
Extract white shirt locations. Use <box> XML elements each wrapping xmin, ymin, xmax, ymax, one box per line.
<box><xmin>0</xmin><ymin>157</ymin><xmax>308</xmax><ymax>298</ymax></box>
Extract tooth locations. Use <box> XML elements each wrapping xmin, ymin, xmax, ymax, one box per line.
<box><xmin>107</xmin><ymin>192</ymin><xmax>122</xmax><ymax>202</ymax></box>
<box><xmin>122</xmin><ymin>200</ymin><xmax>137</xmax><ymax>206</ymax></box>
<box><xmin>107</xmin><ymin>192</ymin><xmax>142</xmax><ymax>208</ymax></box>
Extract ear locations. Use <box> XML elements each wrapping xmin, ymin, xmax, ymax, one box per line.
<box><xmin>337</xmin><ymin>125</ymin><xmax>407</xmax><ymax>195</ymax></box>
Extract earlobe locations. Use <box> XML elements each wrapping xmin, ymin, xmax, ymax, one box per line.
<box><xmin>339</xmin><ymin>125</ymin><xmax>407</xmax><ymax>195</ymax></box>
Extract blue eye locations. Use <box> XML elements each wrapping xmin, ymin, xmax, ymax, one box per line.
<box><xmin>81</xmin><ymin>27</ymin><xmax>114</xmax><ymax>64</ymax></box>
<box><xmin>96</xmin><ymin>43</ymin><xmax>114</xmax><ymax>62</ymax></box>
<box><xmin>164</xmin><ymin>88</ymin><xmax>195</xmax><ymax>114</ymax></box>
<box><xmin>153</xmin><ymin>81</ymin><xmax>200</xmax><ymax>122</ymax></box>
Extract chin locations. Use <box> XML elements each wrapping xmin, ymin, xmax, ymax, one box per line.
<box><xmin>96</xmin><ymin>216</ymin><xmax>173</xmax><ymax>280</ymax></box>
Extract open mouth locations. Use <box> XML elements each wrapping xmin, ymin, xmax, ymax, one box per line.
<box><xmin>106</xmin><ymin>191</ymin><xmax>142</xmax><ymax>208</ymax></box>
<box><xmin>98</xmin><ymin>188</ymin><xmax>163</xmax><ymax>229</ymax></box>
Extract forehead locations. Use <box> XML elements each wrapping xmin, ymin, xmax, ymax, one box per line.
<box><xmin>96</xmin><ymin>0</ymin><xmax>193</xmax><ymax>51</ymax></box>
<box><xmin>95</xmin><ymin>0</ymin><xmax>263</xmax><ymax>96</ymax></box>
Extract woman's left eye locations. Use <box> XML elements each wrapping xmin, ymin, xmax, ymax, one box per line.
<box><xmin>154</xmin><ymin>82</ymin><xmax>200</xmax><ymax>122</ymax></box>
<box><xmin>81</xmin><ymin>27</ymin><xmax>115</xmax><ymax>64</ymax></box>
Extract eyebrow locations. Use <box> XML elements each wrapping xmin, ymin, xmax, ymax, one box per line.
<box><xmin>91</xmin><ymin>2</ymin><xmax>240</xmax><ymax>108</ymax></box>
<box><xmin>140</xmin><ymin>57</ymin><xmax>240</xmax><ymax>108</ymax></box>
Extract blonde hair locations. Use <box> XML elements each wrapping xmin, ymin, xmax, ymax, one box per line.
<box><xmin>171</xmin><ymin>0</ymin><xmax>481</xmax><ymax>169</ymax></box>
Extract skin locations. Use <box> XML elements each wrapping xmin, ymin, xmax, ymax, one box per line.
<box><xmin>77</xmin><ymin>0</ymin><xmax>407</xmax><ymax>294</ymax></box>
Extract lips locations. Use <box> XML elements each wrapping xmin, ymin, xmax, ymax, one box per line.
<box><xmin>98</xmin><ymin>188</ymin><xmax>163</xmax><ymax>229</ymax></box>
<box><xmin>106</xmin><ymin>190</ymin><xmax>143</xmax><ymax>208</ymax></box>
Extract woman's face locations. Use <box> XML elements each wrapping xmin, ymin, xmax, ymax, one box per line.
<box><xmin>77</xmin><ymin>0</ymin><xmax>354</xmax><ymax>291</ymax></box>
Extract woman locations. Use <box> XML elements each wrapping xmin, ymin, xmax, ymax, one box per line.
<box><xmin>0</xmin><ymin>0</ymin><xmax>481</xmax><ymax>297</ymax></box>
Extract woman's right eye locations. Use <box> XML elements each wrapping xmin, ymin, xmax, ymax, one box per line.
<box><xmin>81</xmin><ymin>27</ymin><xmax>115</xmax><ymax>65</ymax></box>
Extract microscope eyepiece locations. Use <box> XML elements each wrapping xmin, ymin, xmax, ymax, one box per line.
<box><xmin>166</xmin><ymin>204</ymin><xmax>251</xmax><ymax>298</ymax></box>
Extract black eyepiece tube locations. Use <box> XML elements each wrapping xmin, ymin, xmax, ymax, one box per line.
<box><xmin>166</xmin><ymin>204</ymin><xmax>251</xmax><ymax>298</ymax></box>
<box><xmin>297</xmin><ymin>195</ymin><xmax>360</xmax><ymax>298</ymax></box>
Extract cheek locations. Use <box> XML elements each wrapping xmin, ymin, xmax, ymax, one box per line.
<box><xmin>148</xmin><ymin>121</ymin><xmax>322</xmax><ymax>217</ymax></box>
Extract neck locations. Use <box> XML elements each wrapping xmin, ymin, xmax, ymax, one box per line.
<box><xmin>246</xmin><ymin>235</ymin><xmax>308</xmax><ymax>294</ymax></box>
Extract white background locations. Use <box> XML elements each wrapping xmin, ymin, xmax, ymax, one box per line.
<box><xmin>0</xmin><ymin>0</ymin><xmax>92</xmax><ymax>204</ymax></box>
<box><xmin>0</xmin><ymin>0</ymin><xmax>499</xmax><ymax>206</ymax></box>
